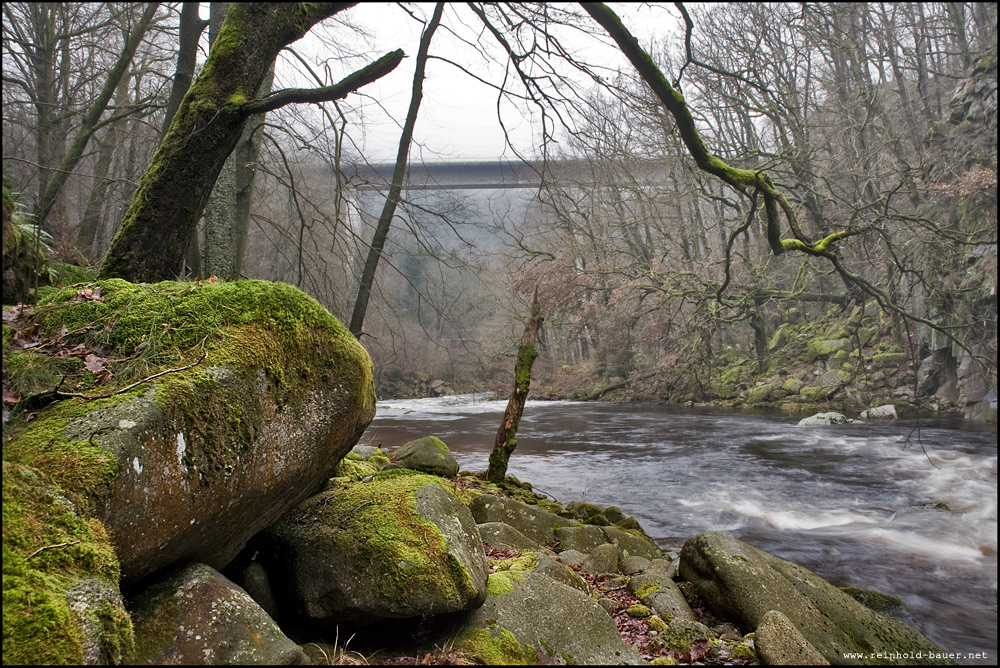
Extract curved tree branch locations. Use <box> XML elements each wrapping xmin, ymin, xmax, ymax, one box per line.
<box><xmin>242</xmin><ymin>49</ymin><xmax>405</xmax><ymax>116</ymax></box>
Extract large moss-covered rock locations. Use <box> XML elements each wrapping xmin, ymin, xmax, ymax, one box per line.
<box><xmin>128</xmin><ymin>562</ymin><xmax>307</xmax><ymax>665</ymax></box>
<box><xmin>4</xmin><ymin>280</ymin><xmax>376</xmax><ymax>583</ymax></box>
<box><xmin>679</xmin><ymin>532</ymin><xmax>951</xmax><ymax>665</ymax></box>
<box><xmin>392</xmin><ymin>435</ymin><xmax>459</xmax><ymax>477</ymax></box>
<box><xmin>452</xmin><ymin>570</ymin><xmax>642</xmax><ymax>665</ymax></box>
<box><xmin>2</xmin><ymin>461</ymin><xmax>132</xmax><ymax>665</ymax></box>
<box><xmin>264</xmin><ymin>470</ymin><xmax>487</xmax><ymax>625</ymax></box>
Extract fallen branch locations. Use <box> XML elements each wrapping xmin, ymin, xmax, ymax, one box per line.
<box><xmin>578</xmin><ymin>371</ymin><xmax>657</xmax><ymax>402</ymax></box>
<box><xmin>17</xmin><ymin>353</ymin><xmax>208</xmax><ymax>412</ymax></box>
<box><xmin>27</xmin><ymin>540</ymin><xmax>81</xmax><ymax>560</ymax></box>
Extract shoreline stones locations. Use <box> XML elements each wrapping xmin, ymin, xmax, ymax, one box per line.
<box><xmin>679</xmin><ymin>532</ymin><xmax>953</xmax><ymax>665</ymax></box>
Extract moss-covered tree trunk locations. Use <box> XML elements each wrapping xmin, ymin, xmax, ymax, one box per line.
<box><xmin>487</xmin><ymin>291</ymin><xmax>544</xmax><ymax>484</ymax></box>
<box><xmin>99</xmin><ymin>2</ymin><xmax>402</xmax><ymax>283</ymax></box>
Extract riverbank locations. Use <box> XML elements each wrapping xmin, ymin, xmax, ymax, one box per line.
<box><xmin>365</xmin><ymin>398</ymin><xmax>998</xmax><ymax>664</ymax></box>
<box><xmin>377</xmin><ymin>305</ymin><xmax>997</xmax><ymax>424</ymax></box>
<box><xmin>262</xmin><ymin>438</ymin><xmax>965</xmax><ymax>664</ymax></box>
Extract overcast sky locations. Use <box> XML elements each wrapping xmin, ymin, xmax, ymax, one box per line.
<box><xmin>278</xmin><ymin>3</ymin><xmax>683</xmax><ymax>163</ymax></box>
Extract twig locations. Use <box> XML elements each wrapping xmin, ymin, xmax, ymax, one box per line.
<box><xmin>60</xmin><ymin>352</ymin><xmax>209</xmax><ymax>400</ymax></box>
<box><xmin>15</xmin><ymin>353</ymin><xmax>209</xmax><ymax>413</ymax></box>
<box><xmin>27</xmin><ymin>540</ymin><xmax>81</xmax><ymax>560</ymax></box>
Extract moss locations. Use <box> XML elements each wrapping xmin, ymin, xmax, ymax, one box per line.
<box><xmin>655</xmin><ymin>624</ymin><xmax>706</xmax><ymax>654</ymax></box>
<box><xmin>872</xmin><ymin>351</ymin><xmax>909</xmax><ymax>367</ymax></box>
<box><xmin>2</xmin><ymin>461</ymin><xmax>131</xmax><ymax>665</ymax></box>
<box><xmin>840</xmin><ymin>587</ymin><xmax>906</xmax><ymax>615</ymax></box>
<box><xmin>486</xmin><ymin>571</ymin><xmax>524</xmax><ymax>596</ymax></box>
<box><xmin>731</xmin><ymin>641</ymin><xmax>756</xmax><ymax>661</ymax></box>
<box><xmin>492</xmin><ymin>552</ymin><xmax>539</xmax><ymax>573</ymax></box>
<box><xmin>627</xmin><ymin>603</ymin><xmax>652</xmax><ymax>618</ymax></box>
<box><xmin>635</xmin><ymin>581</ymin><xmax>662</xmax><ymax>599</ymax></box>
<box><xmin>799</xmin><ymin>385</ymin><xmax>837</xmax><ymax>402</ymax></box>
<box><xmin>454</xmin><ymin>626</ymin><xmax>527</xmax><ymax>665</ymax></box>
<box><xmin>616</xmin><ymin>516</ymin><xmax>643</xmax><ymax>532</ymax></box>
<box><xmin>279</xmin><ymin>471</ymin><xmax>477</xmax><ymax>609</ymax></box>
<box><xmin>126</xmin><ymin>581</ymin><xmax>182</xmax><ymax>664</ymax></box>
<box><xmin>648</xmin><ymin>615</ymin><xmax>669</xmax><ymax>634</ymax></box>
<box><xmin>2</xmin><ymin>394</ymin><xmax>127</xmax><ymax>512</ymax></box>
<box><xmin>333</xmin><ymin>457</ymin><xmax>378</xmax><ymax>480</ymax></box>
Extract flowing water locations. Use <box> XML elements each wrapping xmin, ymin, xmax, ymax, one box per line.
<box><xmin>363</xmin><ymin>395</ymin><xmax>998</xmax><ymax>664</ymax></box>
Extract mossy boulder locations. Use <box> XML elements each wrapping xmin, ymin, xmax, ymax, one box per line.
<box><xmin>469</xmin><ymin>493</ymin><xmax>575</xmax><ymax>545</ymax></box>
<box><xmin>768</xmin><ymin>323</ymin><xmax>791</xmax><ymax>351</ymax></box>
<box><xmin>745</xmin><ymin>382</ymin><xmax>789</xmax><ymax>404</ymax></box>
<box><xmin>391</xmin><ymin>435</ymin><xmax>459</xmax><ymax>477</ymax></box>
<box><xmin>263</xmin><ymin>470</ymin><xmax>487</xmax><ymax>625</ymax></box>
<box><xmin>3</xmin><ymin>461</ymin><xmax>132</xmax><ymax>665</ymax></box>
<box><xmin>477</xmin><ymin>522</ymin><xmax>541</xmax><ymax>551</ymax></box>
<box><xmin>451</xmin><ymin>570</ymin><xmax>643</xmax><ymax>665</ymax></box>
<box><xmin>128</xmin><ymin>562</ymin><xmax>306</xmax><ymax>665</ymax></box>
<box><xmin>3</xmin><ymin>280</ymin><xmax>376</xmax><ymax>583</ymax></box>
<box><xmin>603</xmin><ymin>525</ymin><xmax>662</xmax><ymax>561</ymax></box>
<box><xmin>581</xmin><ymin>542</ymin><xmax>619</xmax><ymax>574</ymax></box>
<box><xmin>627</xmin><ymin>573</ymin><xmax>696</xmax><ymax>624</ymax></box>
<box><xmin>808</xmin><ymin>338</ymin><xmax>853</xmax><ymax>361</ymax></box>
<box><xmin>679</xmin><ymin>532</ymin><xmax>951</xmax><ymax>665</ymax></box>
<box><xmin>872</xmin><ymin>351</ymin><xmax>909</xmax><ymax>368</ymax></box>
<box><xmin>555</xmin><ymin>524</ymin><xmax>607</xmax><ymax>553</ymax></box>
<box><xmin>799</xmin><ymin>385</ymin><xmax>838</xmax><ymax>402</ymax></box>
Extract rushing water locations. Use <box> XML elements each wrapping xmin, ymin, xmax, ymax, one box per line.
<box><xmin>363</xmin><ymin>395</ymin><xmax>998</xmax><ymax>665</ymax></box>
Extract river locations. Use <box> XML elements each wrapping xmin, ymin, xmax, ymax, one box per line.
<box><xmin>362</xmin><ymin>395</ymin><xmax>998</xmax><ymax>665</ymax></box>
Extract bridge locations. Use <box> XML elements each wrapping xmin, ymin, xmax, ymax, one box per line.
<box><xmin>345</xmin><ymin>158</ymin><xmax>677</xmax><ymax>191</ymax></box>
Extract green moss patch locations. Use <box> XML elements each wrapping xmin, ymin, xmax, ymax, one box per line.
<box><xmin>2</xmin><ymin>461</ymin><xmax>132</xmax><ymax>665</ymax></box>
<box><xmin>455</xmin><ymin>626</ymin><xmax>528</xmax><ymax>665</ymax></box>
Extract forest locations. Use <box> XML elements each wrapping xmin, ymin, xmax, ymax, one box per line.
<box><xmin>3</xmin><ymin>2</ymin><xmax>997</xmax><ymax>418</ymax></box>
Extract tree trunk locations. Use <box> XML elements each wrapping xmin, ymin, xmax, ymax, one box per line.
<box><xmin>349</xmin><ymin>3</ymin><xmax>444</xmax><ymax>337</ymax></box>
<box><xmin>487</xmin><ymin>290</ymin><xmax>544</xmax><ymax>484</ymax></box>
<box><xmin>203</xmin><ymin>62</ymin><xmax>273</xmax><ymax>279</ymax></box>
<box><xmin>99</xmin><ymin>2</ymin><xmax>401</xmax><ymax>283</ymax></box>
<box><xmin>159</xmin><ymin>2</ymin><xmax>208</xmax><ymax>141</ymax></box>
<box><xmin>76</xmin><ymin>73</ymin><xmax>132</xmax><ymax>259</ymax></box>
